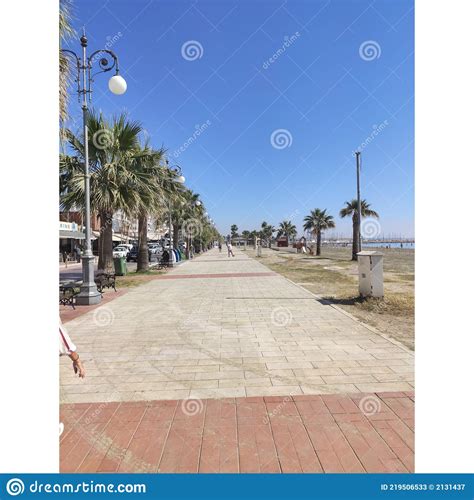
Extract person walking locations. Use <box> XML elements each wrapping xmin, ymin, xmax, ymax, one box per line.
<box><xmin>226</xmin><ymin>241</ymin><xmax>235</xmax><ymax>258</ymax></box>
<box><xmin>61</xmin><ymin>249</ymin><xmax>68</xmax><ymax>268</ymax></box>
<box><xmin>59</xmin><ymin>321</ymin><xmax>85</xmax><ymax>378</ymax></box>
<box><xmin>218</xmin><ymin>241</ymin><xmax>222</xmax><ymax>253</ymax></box>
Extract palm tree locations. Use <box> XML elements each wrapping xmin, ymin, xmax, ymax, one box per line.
<box><xmin>230</xmin><ymin>224</ymin><xmax>239</xmax><ymax>239</ymax></box>
<box><xmin>59</xmin><ymin>0</ymin><xmax>75</xmax><ymax>127</ymax></box>
<box><xmin>277</xmin><ymin>220</ymin><xmax>297</xmax><ymax>242</ymax></box>
<box><xmin>60</xmin><ymin>110</ymin><xmax>144</xmax><ymax>272</ymax></box>
<box><xmin>303</xmin><ymin>209</ymin><xmax>335</xmax><ymax>256</ymax></box>
<box><xmin>176</xmin><ymin>189</ymin><xmax>204</xmax><ymax>257</ymax></box>
<box><xmin>129</xmin><ymin>142</ymin><xmax>167</xmax><ymax>271</ymax></box>
<box><xmin>339</xmin><ymin>199</ymin><xmax>379</xmax><ymax>260</ymax></box>
<box><xmin>241</xmin><ymin>230</ymin><xmax>250</xmax><ymax>240</ymax></box>
<box><xmin>261</xmin><ymin>221</ymin><xmax>276</xmax><ymax>248</ymax></box>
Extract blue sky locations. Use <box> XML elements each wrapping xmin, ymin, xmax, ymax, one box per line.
<box><xmin>65</xmin><ymin>0</ymin><xmax>414</xmax><ymax>238</ymax></box>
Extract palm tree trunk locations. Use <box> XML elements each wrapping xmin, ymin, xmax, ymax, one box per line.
<box><xmin>352</xmin><ymin>213</ymin><xmax>359</xmax><ymax>261</ymax></box>
<box><xmin>316</xmin><ymin>230</ymin><xmax>321</xmax><ymax>256</ymax></box>
<box><xmin>98</xmin><ymin>210</ymin><xmax>114</xmax><ymax>272</ymax></box>
<box><xmin>185</xmin><ymin>236</ymin><xmax>190</xmax><ymax>259</ymax></box>
<box><xmin>173</xmin><ymin>222</ymin><xmax>179</xmax><ymax>249</ymax></box>
<box><xmin>137</xmin><ymin>211</ymin><xmax>149</xmax><ymax>272</ymax></box>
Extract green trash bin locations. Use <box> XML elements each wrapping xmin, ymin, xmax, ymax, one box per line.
<box><xmin>113</xmin><ymin>256</ymin><xmax>127</xmax><ymax>276</ymax></box>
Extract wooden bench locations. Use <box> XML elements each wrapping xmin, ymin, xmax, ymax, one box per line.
<box><xmin>95</xmin><ymin>272</ymin><xmax>117</xmax><ymax>295</ymax></box>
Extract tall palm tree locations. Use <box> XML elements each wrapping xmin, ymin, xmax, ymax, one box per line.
<box><xmin>60</xmin><ymin>110</ymin><xmax>144</xmax><ymax>272</ymax></box>
<box><xmin>230</xmin><ymin>224</ymin><xmax>239</xmax><ymax>239</ymax></box>
<box><xmin>174</xmin><ymin>189</ymin><xmax>204</xmax><ymax>257</ymax></box>
<box><xmin>129</xmin><ymin>142</ymin><xmax>167</xmax><ymax>271</ymax></box>
<box><xmin>303</xmin><ymin>208</ymin><xmax>335</xmax><ymax>256</ymax></box>
<box><xmin>339</xmin><ymin>199</ymin><xmax>379</xmax><ymax>260</ymax></box>
<box><xmin>277</xmin><ymin>220</ymin><xmax>297</xmax><ymax>242</ymax></box>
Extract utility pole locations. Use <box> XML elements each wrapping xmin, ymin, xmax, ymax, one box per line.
<box><xmin>355</xmin><ymin>152</ymin><xmax>362</xmax><ymax>254</ymax></box>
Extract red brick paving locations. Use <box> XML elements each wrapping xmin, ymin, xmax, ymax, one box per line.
<box><xmin>155</xmin><ymin>272</ymin><xmax>276</xmax><ymax>280</ymax></box>
<box><xmin>60</xmin><ymin>289</ymin><xmax>128</xmax><ymax>323</ymax></box>
<box><xmin>60</xmin><ymin>391</ymin><xmax>414</xmax><ymax>473</ymax></box>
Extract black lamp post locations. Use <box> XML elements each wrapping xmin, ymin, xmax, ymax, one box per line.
<box><xmin>61</xmin><ymin>29</ymin><xmax>127</xmax><ymax>305</ymax></box>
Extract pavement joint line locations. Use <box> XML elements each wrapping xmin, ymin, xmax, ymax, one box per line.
<box><xmin>253</xmin><ymin>254</ymin><xmax>414</xmax><ymax>357</ymax></box>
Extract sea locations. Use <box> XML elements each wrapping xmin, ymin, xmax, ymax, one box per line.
<box><xmin>362</xmin><ymin>242</ymin><xmax>415</xmax><ymax>249</ymax></box>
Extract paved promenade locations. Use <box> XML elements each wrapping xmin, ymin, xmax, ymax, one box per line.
<box><xmin>60</xmin><ymin>248</ymin><xmax>414</xmax><ymax>472</ymax></box>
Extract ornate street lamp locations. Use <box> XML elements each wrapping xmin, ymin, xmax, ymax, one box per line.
<box><xmin>61</xmin><ymin>29</ymin><xmax>127</xmax><ymax>305</ymax></box>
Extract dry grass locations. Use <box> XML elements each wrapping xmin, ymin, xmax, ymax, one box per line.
<box><xmin>116</xmin><ymin>269</ymin><xmax>166</xmax><ymax>288</ymax></box>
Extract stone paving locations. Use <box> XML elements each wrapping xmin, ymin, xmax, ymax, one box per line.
<box><xmin>60</xmin><ymin>248</ymin><xmax>414</xmax><ymax>404</ymax></box>
<box><xmin>60</xmin><ymin>247</ymin><xmax>414</xmax><ymax>473</ymax></box>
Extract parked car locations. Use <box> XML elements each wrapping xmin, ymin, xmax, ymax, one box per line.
<box><xmin>127</xmin><ymin>245</ymin><xmax>154</xmax><ymax>262</ymax></box>
<box><xmin>126</xmin><ymin>246</ymin><xmax>139</xmax><ymax>262</ymax></box>
<box><xmin>113</xmin><ymin>245</ymin><xmax>129</xmax><ymax>258</ymax></box>
<box><xmin>148</xmin><ymin>243</ymin><xmax>163</xmax><ymax>255</ymax></box>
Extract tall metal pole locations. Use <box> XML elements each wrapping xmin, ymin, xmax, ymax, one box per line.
<box><xmin>168</xmin><ymin>201</ymin><xmax>174</xmax><ymax>266</ymax></box>
<box><xmin>355</xmin><ymin>151</ymin><xmax>362</xmax><ymax>254</ymax></box>
<box><xmin>76</xmin><ymin>31</ymin><xmax>101</xmax><ymax>305</ymax></box>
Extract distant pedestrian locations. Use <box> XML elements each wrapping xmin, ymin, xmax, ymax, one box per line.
<box><xmin>59</xmin><ymin>321</ymin><xmax>85</xmax><ymax>378</ymax></box>
<box><xmin>74</xmin><ymin>245</ymin><xmax>81</xmax><ymax>263</ymax></box>
<box><xmin>218</xmin><ymin>241</ymin><xmax>222</xmax><ymax>252</ymax></box>
<box><xmin>61</xmin><ymin>249</ymin><xmax>68</xmax><ymax>268</ymax></box>
<box><xmin>226</xmin><ymin>241</ymin><xmax>235</xmax><ymax>257</ymax></box>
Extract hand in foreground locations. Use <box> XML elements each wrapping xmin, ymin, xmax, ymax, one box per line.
<box><xmin>72</xmin><ymin>358</ymin><xmax>85</xmax><ymax>378</ymax></box>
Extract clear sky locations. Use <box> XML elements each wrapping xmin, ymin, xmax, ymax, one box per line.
<box><xmin>65</xmin><ymin>0</ymin><xmax>414</xmax><ymax>238</ymax></box>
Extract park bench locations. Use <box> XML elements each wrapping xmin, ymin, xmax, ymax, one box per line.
<box><xmin>59</xmin><ymin>282</ymin><xmax>80</xmax><ymax>309</ymax></box>
<box><xmin>95</xmin><ymin>272</ymin><xmax>117</xmax><ymax>295</ymax></box>
<box><xmin>155</xmin><ymin>251</ymin><xmax>170</xmax><ymax>269</ymax></box>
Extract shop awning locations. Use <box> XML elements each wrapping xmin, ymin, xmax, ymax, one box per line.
<box><xmin>59</xmin><ymin>230</ymin><xmax>85</xmax><ymax>240</ymax></box>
